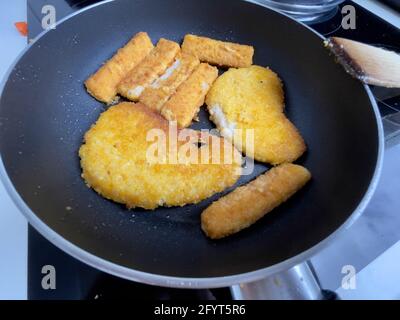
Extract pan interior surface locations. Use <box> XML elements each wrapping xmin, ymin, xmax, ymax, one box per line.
<box><xmin>0</xmin><ymin>0</ymin><xmax>380</xmax><ymax>279</ymax></box>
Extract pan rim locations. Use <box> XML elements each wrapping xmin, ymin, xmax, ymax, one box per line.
<box><xmin>0</xmin><ymin>0</ymin><xmax>385</xmax><ymax>288</ymax></box>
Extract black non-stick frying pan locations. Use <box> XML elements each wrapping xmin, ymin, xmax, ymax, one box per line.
<box><xmin>0</xmin><ymin>0</ymin><xmax>383</xmax><ymax>288</ymax></box>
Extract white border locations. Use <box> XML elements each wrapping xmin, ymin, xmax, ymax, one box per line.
<box><xmin>353</xmin><ymin>0</ymin><xmax>400</xmax><ymax>29</ymax></box>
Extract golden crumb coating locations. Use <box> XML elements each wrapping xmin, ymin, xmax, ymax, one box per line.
<box><xmin>139</xmin><ymin>53</ymin><xmax>200</xmax><ymax>111</ymax></box>
<box><xmin>85</xmin><ymin>32</ymin><xmax>154</xmax><ymax>104</ymax></box>
<box><xmin>79</xmin><ymin>102</ymin><xmax>242</xmax><ymax>210</ymax></box>
<box><xmin>206</xmin><ymin>66</ymin><xmax>306</xmax><ymax>165</ymax></box>
<box><xmin>201</xmin><ymin>164</ymin><xmax>311</xmax><ymax>239</ymax></box>
<box><xmin>182</xmin><ymin>34</ymin><xmax>254</xmax><ymax>68</ymax></box>
<box><xmin>161</xmin><ymin>63</ymin><xmax>218</xmax><ymax>128</ymax></box>
<box><xmin>117</xmin><ymin>39</ymin><xmax>180</xmax><ymax>101</ymax></box>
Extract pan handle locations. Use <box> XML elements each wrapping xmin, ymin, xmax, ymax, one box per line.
<box><xmin>230</xmin><ymin>261</ymin><xmax>337</xmax><ymax>300</ymax></box>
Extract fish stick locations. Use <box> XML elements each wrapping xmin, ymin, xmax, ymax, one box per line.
<box><xmin>201</xmin><ymin>164</ymin><xmax>311</xmax><ymax>239</ymax></box>
<box><xmin>139</xmin><ymin>53</ymin><xmax>200</xmax><ymax>111</ymax></box>
<box><xmin>117</xmin><ymin>38</ymin><xmax>180</xmax><ymax>101</ymax></box>
<box><xmin>85</xmin><ymin>32</ymin><xmax>154</xmax><ymax>104</ymax></box>
<box><xmin>182</xmin><ymin>34</ymin><xmax>254</xmax><ymax>68</ymax></box>
<box><xmin>161</xmin><ymin>63</ymin><xmax>218</xmax><ymax>128</ymax></box>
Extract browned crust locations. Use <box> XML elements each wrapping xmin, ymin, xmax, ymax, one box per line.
<box><xmin>79</xmin><ymin>102</ymin><xmax>242</xmax><ymax>210</ymax></box>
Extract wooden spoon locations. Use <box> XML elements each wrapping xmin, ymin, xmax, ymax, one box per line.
<box><xmin>326</xmin><ymin>37</ymin><xmax>400</xmax><ymax>88</ymax></box>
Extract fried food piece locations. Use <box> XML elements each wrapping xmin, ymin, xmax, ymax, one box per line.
<box><xmin>206</xmin><ymin>66</ymin><xmax>306</xmax><ymax>165</ymax></box>
<box><xmin>139</xmin><ymin>53</ymin><xmax>200</xmax><ymax>111</ymax></box>
<box><xmin>117</xmin><ymin>39</ymin><xmax>180</xmax><ymax>101</ymax></box>
<box><xmin>201</xmin><ymin>164</ymin><xmax>311</xmax><ymax>239</ymax></box>
<box><xmin>79</xmin><ymin>102</ymin><xmax>242</xmax><ymax>210</ymax></box>
<box><xmin>182</xmin><ymin>34</ymin><xmax>254</xmax><ymax>68</ymax></box>
<box><xmin>85</xmin><ymin>32</ymin><xmax>154</xmax><ymax>104</ymax></box>
<box><xmin>208</xmin><ymin>65</ymin><xmax>285</xmax><ymax>112</ymax></box>
<box><xmin>161</xmin><ymin>63</ymin><xmax>218</xmax><ymax>128</ymax></box>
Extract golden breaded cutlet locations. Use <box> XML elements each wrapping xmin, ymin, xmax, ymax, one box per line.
<box><xmin>182</xmin><ymin>34</ymin><xmax>254</xmax><ymax>68</ymax></box>
<box><xmin>117</xmin><ymin>39</ymin><xmax>180</xmax><ymax>101</ymax></box>
<box><xmin>206</xmin><ymin>65</ymin><xmax>306</xmax><ymax>165</ymax></box>
<box><xmin>85</xmin><ymin>32</ymin><xmax>154</xmax><ymax>104</ymax></box>
<box><xmin>139</xmin><ymin>53</ymin><xmax>200</xmax><ymax>111</ymax></box>
<box><xmin>207</xmin><ymin>65</ymin><xmax>285</xmax><ymax>112</ymax></box>
<box><xmin>201</xmin><ymin>164</ymin><xmax>311</xmax><ymax>239</ymax></box>
<box><xmin>161</xmin><ymin>63</ymin><xmax>218</xmax><ymax>128</ymax></box>
<box><xmin>79</xmin><ymin>102</ymin><xmax>242</xmax><ymax>210</ymax></box>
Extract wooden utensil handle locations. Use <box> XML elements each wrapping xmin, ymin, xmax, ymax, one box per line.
<box><xmin>326</xmin><ymin>37</ymin><xmax>400</xmax><ymax>88</ymax></box>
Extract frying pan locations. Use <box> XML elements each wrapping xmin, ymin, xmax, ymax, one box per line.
<box><xmin>0</xmin><ymin>0</ymin><xmax>384</xmax><ymax>289</ymax></box>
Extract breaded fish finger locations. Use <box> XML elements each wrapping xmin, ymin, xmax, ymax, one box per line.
<box><xmin>140</xmin><ymin>53</ymin><xmax>200</xmax><ymax>111</ymax></box>
<box><xmin>182</xmin><ymin>34</ymin><xmax>254</xmax><ymax>68</ymax></box>
<box><xmin>117</xmin><ymin>38</ymin><xmax>180</xmax><ymax>101</ymax></box>
<box><xmin>206</xmin><ymin>66</ymin><xmax>306</xmax><ymax>165</ymax></box>
<box><xmin>201</xmin><ymin>164</ymin><xmax>311</xmax><ymax>239</ymax></box>
<box><xmin>85</xmin><ymin>32</ymin><xmax>154</xmax><ymax>104</ymax></box>
<box><xmin>161</xmin><ymin>63</ymin><xmax>218</xmax><ymax>128</ymax></box>
<box><xmin>79</xmin><ymin>102</ymin><xmax>241</xmax><ymax>210</ymax></box>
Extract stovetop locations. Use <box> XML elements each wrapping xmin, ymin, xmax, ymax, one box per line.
<box><xmin>26</xmin><ymin>0</ymin><xmax>400</xmax><ymax>300</ymax></box>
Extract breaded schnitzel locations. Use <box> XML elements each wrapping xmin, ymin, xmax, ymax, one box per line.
<box><xmin>201</xmin><ymin>164</ymin><xmax>311</xmax><ymax>239</ymax></box>
<box><xmin>182</xmin><ymin>34</ymin><xmax>254</xmax><ymax>68</ymax></box>
<box><xmin>117</xmin><ymin>39</ymin><xmax>180</xmax><ymax>101</ymax></box>
<box><xmin>161</xmin><ymin>63</ymin><xmax>218</xmax><ymax>128</ymax></box>
<box><xmin>206</xmin><ymin>66</ymin><xmax>306</xmax><ymax>165</ymax></box>
<box><xmin>85</xmin><ymin>32</ymin><xmax>154</xmax><ymax>104</ymax></box>
<box><xmin>79</xmin><ymin>102</ymin><xmax>242</xmax><ymax>210</ymax></box>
